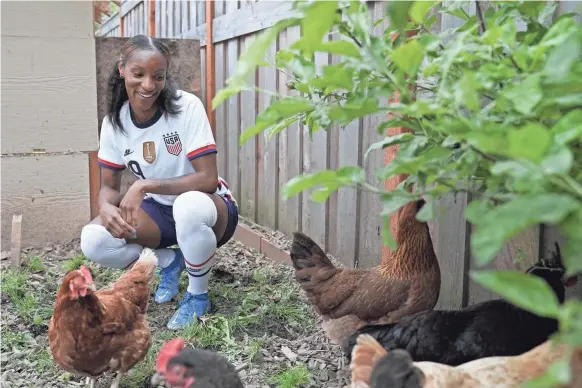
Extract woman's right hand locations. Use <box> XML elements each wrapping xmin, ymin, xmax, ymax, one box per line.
<box><xmin>100</xmin><ymin>202</ymin><xmax>135</xmax><ymax>239</ymax></box>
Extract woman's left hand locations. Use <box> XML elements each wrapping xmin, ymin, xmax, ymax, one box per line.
<box><xmin>119</xmin><ymin>180</ymin><xmax>147</xmax><ymax>232</ymax></box>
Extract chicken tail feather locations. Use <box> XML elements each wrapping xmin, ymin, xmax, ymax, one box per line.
<box><xmin>351</xmin><ymin>334</ymin><xmax>424</xmax><ymax>388</ymax></box>
<box><xmin>290</xmin><ymin>232</ymin><xmax>333</xmax><ymax>270</ymax></box>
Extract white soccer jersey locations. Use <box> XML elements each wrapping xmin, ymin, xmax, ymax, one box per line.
<box><xmin>97</xmin><ymin>90</ymin><xmax>236</xmax><ymax>207</ymax></box>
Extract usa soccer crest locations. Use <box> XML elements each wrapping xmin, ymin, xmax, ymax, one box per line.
<box><xmin>163</xmin><ymin>132</ymin><xmax>183</xmax><ymax>156</ymax></box>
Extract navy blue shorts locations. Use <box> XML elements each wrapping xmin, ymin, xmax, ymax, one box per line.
<box><xmin>140</xmin><ymin>195</ymin><xmax>239</xmax><ymax>249</ymax></box>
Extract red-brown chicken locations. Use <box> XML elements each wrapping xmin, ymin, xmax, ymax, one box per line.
<box><xmin>48</xmin><ymin>248</ymin><xmax>158</xmax><ymax>388</ymax></box>
<box><xmin>290</xmin><ymin>199</ymin><xmax>440</xmax><ymax>345</ymax></box>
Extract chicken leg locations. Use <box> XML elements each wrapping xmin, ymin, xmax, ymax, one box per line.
<box><xmin>85</xmin><ymin>377</ymin><xmax>96</xmax><ymax>388</ymax></box>
<box><xmin>110</xmin><ymin>371</ymin><xmax>123</xmax><ymax>388</ymax></box>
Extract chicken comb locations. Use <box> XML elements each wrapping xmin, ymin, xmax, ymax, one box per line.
<box><xmin>350</xmin><ymin>334</ymin><xmax>388</xmax><ymax>386</ymax></box>
<box><xmin>156</xmin><ymin>337</ymin><xmax>185</xmax><ymax>373</ymax></box>
<box><xmin>79</xmin><ymin>265</ymin><xmax>93</xmax><ymax>283</ymax></box>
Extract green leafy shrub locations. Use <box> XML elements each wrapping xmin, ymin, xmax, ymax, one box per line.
<box><xmin>214</xmin><ymin>1</ymin><xmax>582</xmax><ymax>385</ymax></box>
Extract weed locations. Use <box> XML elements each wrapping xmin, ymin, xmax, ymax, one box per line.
<box><xmin>26</xmin><ymin>256</ymin><xmax>45</xmax><ymax>272</ymax></box>
<box><xmin>268</xmin><ymin>364</ymin><xmax>311</xmax><ymax>388</ymax></box>
<box><xmin>62</xmin><ymin>254</ymin><xmax>87</xmax><ymax>272</ymax></box>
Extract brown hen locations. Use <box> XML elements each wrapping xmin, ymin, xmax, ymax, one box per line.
<box><xmin>350</xmin><ymin>334</ymin><xmax>582</xmax><ymax>388</ymax></box>
<box><xmin>48</xmin><ymin>247</ymin><xmax>158</xmax><ymax>388</ymax></box>
<box><xmin>290</xmin><ymin>199</ymin><xmax>440</xmax><ymax>345</ymax></box>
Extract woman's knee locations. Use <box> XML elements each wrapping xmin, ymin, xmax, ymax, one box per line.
<box><xmin>80</xmin><ymin>224</ymin><xmax>127</xmax><ymax>269</ymax></box>
<box><xmin>172</xmin><ymin>191</ymin><xmax>218</xmax><ymax>232</ymax></box>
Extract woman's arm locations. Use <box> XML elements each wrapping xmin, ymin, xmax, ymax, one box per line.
<box><xmin>134</xmin><ymin>152</ymin><xmax>219</xmax><ymax>196</ymax></box>
<box><xmin>99</xmin><ymin>167</ymin><xmax>134</xmax><ymax>238</ymax></box>
<box><xmin>99</xmin><ymin>167</ymin><xmax>124</xmax><ymax>207</ymax></box>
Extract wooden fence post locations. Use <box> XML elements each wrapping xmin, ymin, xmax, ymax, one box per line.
<box><xmin>205</xmin><ymin>0</ymin><xmax>216</xmax><ymax>139</ymax></box>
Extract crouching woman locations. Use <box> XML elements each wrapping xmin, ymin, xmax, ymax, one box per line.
<box><xmin>80</xmin><ymin>35</ymin><xmax>238</xmax><ymax>330</ymax></box>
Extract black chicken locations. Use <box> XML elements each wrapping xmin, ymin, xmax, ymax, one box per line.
<box><xmin>343</xmin><ymin>243</ymin><xmax>578</xmax><ymax>366</ymax></box>
<box><xmin>151</xmin><ymin>337</ymin><xmax>243</xmax><ymax>388</ymax></box>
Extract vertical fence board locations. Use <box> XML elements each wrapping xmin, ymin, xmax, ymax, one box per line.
<box><xmin>277</xmin><ymin>26</ymin><xmax>302</xmax><ymax>236</ymax></box>
<box><xmin>200</xmin><ymin>46</ymin><xmax>206</xmax><ymax>108</ymax></box>
<box><xmin>155</xmin><ymin>0</ymin><xmax>161</xmax><ymax>37</ymax></box>
<box><xmin>257</xmin><ymin>41</ymin><xmax>279</xmax><ymax>230</ymax></box>
<box><xmin>357</xmin><ymin>1</ymin><xmax>388</xmax><ymax>269</ymax></box>
<box><xmin>301</xmin><ymin>36</ymin><xmax>328</xmax><ymax>250</ymax></box>
<box><xmin>197</xmin><ymin>0</ymin><xmax>205</xmax><ymax>25</ymax></box>
<box><xmin>215</xmin><ymin>43</ymin><xmax>227</xmax><ymax>178</ymax></box>
<box><xmin>239</xmin><ymin>36</ymin><xmax>258</xmax><ymax>220</ymax></box>
<box><xmin>161</xmin><ymin>0</ymin><xmax>167</xmax><ymax>37</ymax></box>
<box><xmin>226</xmin><ymin>37</ymin><xmax>241</xmax><ymax>202</ymax></box>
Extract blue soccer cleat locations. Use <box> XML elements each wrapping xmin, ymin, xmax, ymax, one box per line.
<box><xmin>166</xmin><ymin>292</ymin><xmax>211</xmax><ymax>330</ymax></box>
<box><xmin>154</xmin><ymin>248</ymin><xmax>185</xmax><ymax>304</ymax></box>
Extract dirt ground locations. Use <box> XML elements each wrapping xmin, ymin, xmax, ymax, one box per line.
<box><xmin>0</xmin><ymin>226</ymin><xmax>351</xmax><ymax>388</ymax></box>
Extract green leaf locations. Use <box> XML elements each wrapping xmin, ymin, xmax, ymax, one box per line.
<box><xmin>470</xmin><ymin>270</ymin><xmax>561</xmax><ymax>318</ymax></box>
<box><xmin>376</xmin><ymin>118</ymin><xmax>422</xmax><ymax>135</ymax></box>
<box><xmin>293</xmin><ymin>1</ymin><xmax>340</xmax><ymax>56</ymax></box>
<box><xmin>507</xmin><ymin>123</ymin><xmax>551</xmax><ymax>162</ymax></box>
<box><xmin>309</xmin><ymin>64</ymin><xmax>355</xmax><ymax>92</ymax></box>
<box><xmin>328</xmin><ymin>98</ymin><xmax>380</xmax><ymax>125</ymax></box>
<box><xmin>364</xmin><ymin>133</ymin><xmax>414</xmax><ymax>160</ymax></box>
<box><xmin>416</xmin><ymin>198</ymin><xmax>435</xmax><ymax>221</ymax></box>
<box><xmin>409</xmin><ymin>1</ymin><xmax>437</xmax><ymax>24</ymax></box>
<box><xmin>387</xmin><ymin>1</ymin><xmax>413</xmax><ymax>30</ymax></box>
<box><xmin>541</xmin><ymin>146</ymin><xmax>573</xmax><ymax>175</ymax></box>
<box><xmin>543</xmin><ymin>34</ymin><xmax>581</xmax><ymax>82</ymax></box>
<box><xmin>504</xmin><ymin>74</ymin><xmax>542</xmax><ymax>115</ymax></box>
<box><xmin>266</xmin><ymin>116</ymin><xmax>300</xmax><ymax>141</ymax></box>
<box><xmin>391</xmin><ymin>40</ymin><xmax>425</xmax><ymax>75</ymax></box>
<box><xmin>313</xmin><ymin>40</ymin><xmax>361</xmax><ymax>58</ymax></box>
<box><xmin>380</xmin><ymin>192</ymin><xmax>415</xmax><ymax>217</ymax></box>
<box><xmin>240</xmin><ymin>98</ymin><xmax>314</xmax><ymax>145</ymax></box>
<box><xmin>212</xmin><ymin>86</ymin><xmax>246</xmax><ymax>110</ymax></box>
<box><xmin>381</xmin><ymin>216</ymin><xmax>397</xmax><ymax>251</ymax></box>
<box><xmin>471</xmin><ymin>194</ymin><xmax>579</xmax><ymax>265</ymax></box>
<box><xmin>454</xmin><ymin>71</ymin><xmax>479</xmax><ymax>112</ymax></box>
<box><xmin>551</xmin><ymin>110</ymin><xmax>582</xmax><ymax>145</ymax></box>
<box><xmin>559</xmin><ymin>208</ymin><xmax>582</xmax><ymax>277</ymax></box>
<box><xmin>282</xmin><ymin>166</ymin><xmax>363</xmax><ymax>200</ymax></box>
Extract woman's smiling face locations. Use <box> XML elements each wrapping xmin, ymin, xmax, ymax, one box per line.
<box><xmin>119</xmin><ymin>49</ymin><xmax>168</xmax><ymax>118</ymax></box>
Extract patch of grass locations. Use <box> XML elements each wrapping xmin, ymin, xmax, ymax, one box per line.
<box><xmin>268</xmin><ymin>364</ymin><xmax>311</xmax><ymax>388</ymax></box>
<box><xmin>26</xmin><ymin>256</ymin><xmax>45</xmax><ymax>273</ymax></box>
<box><xmin>1</xmin><ymin>267</ymin><xmax>51</xmax><ymax>324</ymax></box>
<box><xmin>62</xmin><ymin>254</ymin><xmax>87</xmax><ymax>272</ymax></box>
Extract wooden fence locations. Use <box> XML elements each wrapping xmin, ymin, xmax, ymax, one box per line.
<box><xmin>95</xmin><ymin>0</ymin><xmax>582</xmax><ymax>309</ymax></box>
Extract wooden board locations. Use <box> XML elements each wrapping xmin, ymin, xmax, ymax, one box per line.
<box><xmin>239</xmin><ymin>36</ymin><xmax>258</xmax><ymax>220</ymax></box>
<box><xmin>2</xmin><ymin>1</ymin><xmax>94</xmax><ymax>39</ymax></box>
<box><xmin>257</xmin><ymin>41</ymin><xmax>279</xmax><ymax>230</ymax></box>
<box><xmin>226</xmin><ymin>38</ymin><xmax>241</xmax><ymax>202</ymax></box>
<box><xmin>1</xmin><ymin>36</ymin><xmax>98</xmax><ymax>154</ymax></box>
<box><xmin>357</xmin><ymin>2</ymin><xmax>389</xmax><ymax>269</ymax></box>
<box><xmin>277</xmin><ymin>26</ymin><xmax>302</xmax><ymax>236</ymax></box>
<box><xmin>1</xmin><ymin>154</ymin><xmax>91</xmax><ymax>248</ymax></box>
<box><xmin>301</xmin><ymin>35</ymin><xmax>328</xmax><ymax>250</ymax></box>
<box><xmin>215</xmin><ymin>43</ymin><xmax>228</xmax><ymax>178</ymax></box>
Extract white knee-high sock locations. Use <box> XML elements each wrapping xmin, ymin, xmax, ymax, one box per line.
<box><xmin>80</xmin><ymin>224</ymin><xmax>177</xmax><ymax>269</ymax></box>
<box><xmin>172</xmin><ymin>191</ymin><xmax>218</xmax><ymax>295</ymax></box>
<box><xmin>80</xmin><ymin>224</ymin><xmax>144</xmax><ymax>269</ymax></box>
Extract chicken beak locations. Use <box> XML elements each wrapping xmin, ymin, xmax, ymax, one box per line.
<box><xmin>88</xmin><ymin>283</ymin><xmax>97</xmax><ymax>292</ymax></box>
<box><xmin>150</xmin><ymin>372</ymin><xmax>163</xmax><ymax>386</ymax></box>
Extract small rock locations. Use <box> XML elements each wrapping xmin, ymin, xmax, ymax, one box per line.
<box><xmin>281</xmin><ymin>346</ymin><xmax>298</xmax><ymax>362</ymax></box>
